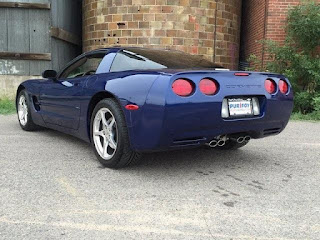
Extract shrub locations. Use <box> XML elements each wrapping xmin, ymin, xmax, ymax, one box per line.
<box><xmin>248</xmin><ymin>2</ymin><xmax>320</xmax><ymax>116</ymax></box>
<box><xmin>312</xmin><ymin>94</ymin><xmax>320</xmax><ymax>112</ymax></box>
<box><xmin>294</xmin><ymin>91</ymin><xmax>314</xmax><ymax>113</ymax></box>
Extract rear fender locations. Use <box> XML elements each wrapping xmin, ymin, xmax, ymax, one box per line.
<box><xmin>126</xmin><ymin>74</ymin><xmax>171</xmax><ymax>150</ymax></box>
<box><xmin>82</xmin><ymin>72</ymin><xmax>162</xmax><ymax>147</ymax></box>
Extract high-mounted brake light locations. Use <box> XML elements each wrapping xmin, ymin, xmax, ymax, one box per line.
<box><xmin>265</xmin><ymin>79</ymin><xmax>277</xmax><ymax>94</ymax></box>
<box><xmin>279</xmin><ymin>80</ymin><xmax>289</xmax><ymax>94</ymax></box>
<box><xmin>234</xmin><ymin>72</ymin><xmax>249</xmax><ymax>76</ymax></box>
<box><xmin>172</xmin><ymin>79</ymin><xmax>194</xmax><ymax>97</ymax></box>
<box><xmin>199</xmin><ymin>78</ymin><xmax>219</xmax><ymax>95</ymax></box>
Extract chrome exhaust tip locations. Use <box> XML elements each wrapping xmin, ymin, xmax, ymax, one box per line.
<box><xmin>207</xmin><ymin>140</ymin><xmax>218</xmax><ymax>148</ymax></box>
<box><xmin>237</xmin><ymin>137</ymin><xmax>245</xmax><ymax>144</ymax></box>
<box><xmin>206</xmin><ymin>135</ymin><xmax>228</xmax><ymax>148</ymax></box>
<box><xmin>217</xmin><ymin>140</ymin><xmax>226</xmax><ymax>147</ymax></box>
<box><xmin>244</xmin><ymin>136</ymin><xmax>251</xmax><ymax>142</ymax></box>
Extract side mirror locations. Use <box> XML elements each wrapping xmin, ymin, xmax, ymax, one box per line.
<box><xmin>42</xmin><ymin>70</ymin><xmax>57</xmax><ymax>79</ymax></box>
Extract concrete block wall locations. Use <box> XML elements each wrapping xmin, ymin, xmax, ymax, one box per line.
<box><xmin>0</xmin><ymin>75</ymin><xmax>40</xmax><ymax>99</ymax></box>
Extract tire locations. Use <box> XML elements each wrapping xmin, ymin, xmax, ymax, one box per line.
<box><xmin>217</xmin><ymin>140</ymin><xmax>249</xmax><ymax>150</ymax></box>
<box><xmin>16</xmin><ymin>90</ymin><xmax>38</xmax><ymax>131</ymax></box>
<box><xmin>90</xmin><ymin>98</ymin><xmax>141</xmax><ymax>169</ymax></box>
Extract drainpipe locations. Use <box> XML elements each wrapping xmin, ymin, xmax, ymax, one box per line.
<box><xmin>213</xmin><ymin>0</ymin><xmax>218</xmax><ymax>63</ymax></box>
<box><xmin>261</xmin><ymin>0</ymin><xmax>269</xmax><ymax>69</ymax></box>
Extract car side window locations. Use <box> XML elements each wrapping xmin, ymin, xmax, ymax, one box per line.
<box><xmin>60</xmin><ymin>54</ymin><xmax>104</xmax><ymax>79</ymax></box>
<box><xmin>110</xmin><ymin>50</ymin><xmax>166</xmax><ymax>72</ymax></box>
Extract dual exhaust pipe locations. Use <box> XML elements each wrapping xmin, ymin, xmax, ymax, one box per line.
<box><xmin>232</xmin><ymin>135</ymin><xmax>251</xmax><ymax>144</ymax></box>
<box><xmin>206</xmin><ymin>134</ymin><xmax>251</xmax><ymax>148</ymax></box>
<box><xmin>207</xmin><ymin>139</ymin><xmax>226</xmax><ymax>148</ymax></box>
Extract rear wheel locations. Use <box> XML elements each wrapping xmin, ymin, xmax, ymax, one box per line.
<box><xmin>90</xmin><ymin>98</ymin><xmax>140</xmax><ymax>169</ymax></box>
<box><xmin>17</xmin><ymin>90</ymin><xmax>38</xmax><ymax>131</ymax></box>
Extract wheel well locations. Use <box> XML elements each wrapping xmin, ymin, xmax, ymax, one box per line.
<box><xmin>16</xmin><ymin>85</ymin><xmax>25</xmax><ymax>106</ymax></box>
<box><xmin>87</xmin><ymin>91</ymin><xmax>117</xmax><ymax>140</ymax></box>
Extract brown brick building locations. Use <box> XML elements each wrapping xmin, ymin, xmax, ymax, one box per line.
<box><xmin>83</xmin><ymin>0</ymin><xmax>320</xmax><ymax>71</ymax></box>
<box><xmin>240</xmin><ymin>0</ymin><xmax>320</xmax><ymax>69</ymax></box>
<box><xmin>83</xmin><ymin>0</ymin><xmax>242</xmax><ymax>70</ymax></box>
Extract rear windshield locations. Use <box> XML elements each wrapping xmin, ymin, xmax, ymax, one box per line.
<box><xmin>110</xmin><ymin>48</ymin><xmax>222</xmax><ymax>72</ymax></box>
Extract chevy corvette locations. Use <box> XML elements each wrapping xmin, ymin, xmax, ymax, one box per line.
<box><xmin>16</xmin><ymin>47</ymin><xmax>293</xmax><ymax>168</ymax></box>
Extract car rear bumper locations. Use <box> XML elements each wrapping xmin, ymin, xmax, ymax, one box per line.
<box><xmin>128</xmin><ymin>97</ymin><xmax>293</xmax><ymax>152</ymax></box>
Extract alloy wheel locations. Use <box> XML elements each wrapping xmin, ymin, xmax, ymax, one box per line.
<box><xmin>93</xmin><ymin>108</ymin><xmax>118</xmax><ymax>160</ymax></box>
<box><xmin>18</xmin><ymin>95</ymin><xmax>28</xmax><ymax>126</ymax></box>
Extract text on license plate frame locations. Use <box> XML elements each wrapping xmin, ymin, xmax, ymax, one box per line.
<box><xmin>228</xmin><ymin>98</ymin><xmax>254</xmax><ymax>117</ymax></box>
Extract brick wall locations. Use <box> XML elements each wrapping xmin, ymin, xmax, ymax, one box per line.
<box><xmin>82</xmin><ymin>0</ymin><xmax>242</xmax><ymax>70</ymax></box>
<box><xmin>241</xmin><ymin>0</ymin><xmax>320</xmax><ymax>69</ymax></box>
<box><xmin>265</xmin><ymin>0</ymin><xmax>300</xmax><ymax>44</ymax></box>
<box><xmin>240</xmin><ymin>0</ymin><xmax>267</xmax><ymax>69</ymax></box>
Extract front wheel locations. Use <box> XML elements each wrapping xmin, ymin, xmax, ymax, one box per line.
<box><xmin>90</xmin><ymin>98</ymin><xmax>140</xmax><ymax>169</ymax></box>
<box><xmin>16</xmin><ymin>90</ymin><xmax>38</xmax><ymax>131</ymax></box>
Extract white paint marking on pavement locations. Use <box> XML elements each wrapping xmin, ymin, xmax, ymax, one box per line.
<box><xmin>0</xmin><ymin>216</ymin><xmax>298</xmax><ymax>240</ymax></box>
<box><xmin>56</xmin><ymin>177</ymin><xmax>79</xmax><ymax>197</ymax></box>
<box><xmin>300</xmin><ymin>143</ymin><xmax>320</xmax><ymax>147</ymax></box>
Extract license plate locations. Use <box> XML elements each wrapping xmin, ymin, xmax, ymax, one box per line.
<box><xmin>228</xmin><ymin>98</ymin><xmax>253</xmax><ymax>116</ymax></box>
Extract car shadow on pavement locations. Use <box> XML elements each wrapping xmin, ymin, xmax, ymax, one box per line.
<box><xmin>32</xmin><ymin>127</ymin><xmax>92</xmax><ymax>149</ymax></box>
<box><xmin>30</xmin><ymin>126</ymin><xmax>262</xmax><ymax>173</ymax></box>
<box><xmin>127</xmin><ymin>146</ymin><xmax>261</xmax><ymax>174</ymax></box>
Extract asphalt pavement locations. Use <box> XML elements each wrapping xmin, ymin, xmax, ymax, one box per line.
<box><xmin>0</xmin><ymin>114</ymin><xmax>319</xmax><ymax>240</ymax></box>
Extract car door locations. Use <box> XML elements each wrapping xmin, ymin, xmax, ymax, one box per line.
<box><xmin>39</xmin><ymin>54</ymin><xmax>104</xmax><ymax>129</ymax></box>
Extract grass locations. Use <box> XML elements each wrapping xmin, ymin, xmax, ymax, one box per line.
<box><xmin>290</xmin><ymin>111</ymin><xmax>320</xmax><ymax>121</ymax></box>
<box><xmin>0</xmin><ymin>98</ymin><xmax>16</xmax><ymax>115</ymax></box>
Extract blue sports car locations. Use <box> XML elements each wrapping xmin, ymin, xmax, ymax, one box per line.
<box><xmin>16</xmin><ymin>47</ymin><xmax>293</xmax><ymax>168</ymax></box>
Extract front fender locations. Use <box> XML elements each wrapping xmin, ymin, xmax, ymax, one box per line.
<box><xmin>16</xmin><ymin>79</ymin><xmax>46</xmax><ymax>126</ymax></box>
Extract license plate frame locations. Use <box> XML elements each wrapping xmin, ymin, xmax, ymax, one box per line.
<box><xmin>227</xmin><ymin>98</ymin><xmax>254</xmax><ymax>117</ymax></box>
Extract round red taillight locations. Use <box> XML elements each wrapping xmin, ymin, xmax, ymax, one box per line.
<box><xmin>172</xmin><ymin>79</ymin><xmax>194</xmax><ymax>97</ymax></box>
<box><xmin>279</xmin><ymin>80</ymin><xmax>289</xmax><ymax>94</ymax></box>
<box><xmin>265</xmin><ymin>79</ymin><xmax>277</xmax><ymax>94</ymax></box>
<box><xmin>199</xmin><ymin>78</ymin><xmax>219</xmax><ymax>95</ymax></box>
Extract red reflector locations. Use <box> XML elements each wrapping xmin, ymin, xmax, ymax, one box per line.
<box><xmin>199</xmin><ymin>78</ymin><xmax>219</xmax><ymax>95</ymax></box>
<box><xmin>234</xmin><ymin>72</ymin><xmax>249</xmax><ymax>76</ymax></box>
<box><xmin>172</xmin><ymin>79</ymin><xmax>194</xmax><ymax>97</ymax></box>
<box><xmin>265</xmin><ymin>79</ymin><xmax>277</xmax><ymax>94</ymax></box>
<box><xmin>125</xmin><ymin>104</ymin><xmax>139</xmax><ymax>110</ymax></box>
<box><xmin>279</xmin><ymin>80</ymin><xmax>288</xmax><ymax>94</ymax></box>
